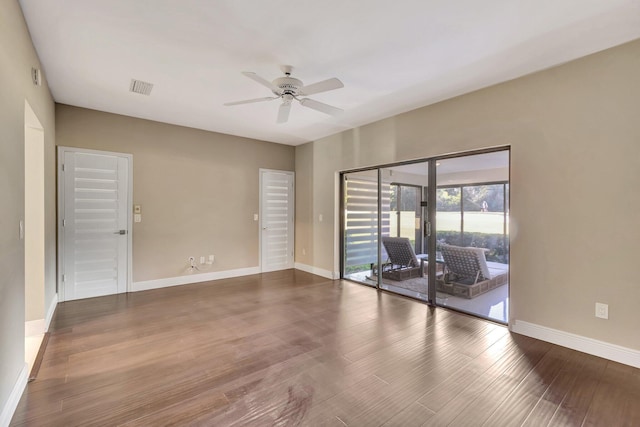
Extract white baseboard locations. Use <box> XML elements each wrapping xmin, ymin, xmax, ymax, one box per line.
<box><xmin>512</xmin><ymin>320</ymin><xmax>640</xmax><ymax>369</ymax></box>
<box><xmin>131</xmin><ymin>267</ymin><xmax>261</xmax><ymax>292</ymax></box>
<box><xmin>45</xmin><ymin>293</ymin><xmax>58</xmax><ymax>332</ymax></box>
<box><xmin>0</xmin><ymin>363</ymin><xmax>28</xmax><ymax>427</ymax></box>
<box><xmin>294</xmin><ymin>263</ymin><xmax>338</xmax><ymax>280</ymax></box>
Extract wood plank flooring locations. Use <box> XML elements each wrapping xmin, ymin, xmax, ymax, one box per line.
<box><xmin>11</xmin><ymin>270</ymin><xmax>640</xmax><ymax>426</ymax></box>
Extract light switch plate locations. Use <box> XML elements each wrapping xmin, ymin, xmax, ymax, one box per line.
<box><xmin>134</xmin><ymin>214</ymin><xmax>142</xmax><ymax>223</ymax></box>
<box><xmin>134</xmin><ymin>205</ymin><xmax>141</xmax><ymax>214</ymax></box>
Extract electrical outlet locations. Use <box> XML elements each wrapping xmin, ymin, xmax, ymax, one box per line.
<box><xmin>209</xmin><ymin>255</ymin><xmax>214</xmax><ymax>264</ymax></box>
<box><xmin>200</xmin><ymin>256</ymin><xmax>205</xmax><ymax>264</ymax></box>
<box><xmin>595</xmin><ymin>303</ymin><xmax>608</xmax><ymax>319</ymax></box>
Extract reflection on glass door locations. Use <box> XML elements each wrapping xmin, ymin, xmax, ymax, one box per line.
<box><xmin>434</xmin><ymin>150</ymin><xmax>510</xmax><ymax>323</ymax></box>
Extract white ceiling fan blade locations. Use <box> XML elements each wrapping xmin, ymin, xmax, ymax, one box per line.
<box><xmin>299</xmin><ymin>98</ymin><xmax>343</xmax><ymax>116</ymax></box>
<box><xmin>224</xmin><ymin>97</ymin><xmax>278</xmax><ymax>106</ymax></box>
<box><xmin>277</xmin><ymin>102</ymin><xmax>291</xmax><ymax>124</ymax></box>
<box><xmin>299</xmin><ymin>78</ymin><xmax>344</xmax><ymax>96</ymax></box>
<box><xmin>242</xmin><ymin>71</ymin><xmax>281</xmax><ymax>94</ymax></box>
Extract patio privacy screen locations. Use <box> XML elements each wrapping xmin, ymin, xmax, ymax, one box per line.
<box><xmin>344</xmin><ymin>175</ymin><xmax>391</xmax><ymax>268</ymax></box>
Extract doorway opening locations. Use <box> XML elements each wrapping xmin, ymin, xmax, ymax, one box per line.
<box><xmin>24</xmin><ymin>100</ymin><xmax>45</xmax><ymax>373</ymax></box>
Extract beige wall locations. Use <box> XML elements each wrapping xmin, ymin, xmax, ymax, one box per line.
<box><xmin>0</xmin><ymin>0</ymin><xmax>57</xmax><ymax>413</ymax></box>
<box><xmin>56</xmin><ymin>105</ymin><xmax>295</xmax><ymax>282</ymax></box>
<box><xmin>296</xmin><ymin>39</ymin><xmax>640</xmax><ymax>351</ymax></box>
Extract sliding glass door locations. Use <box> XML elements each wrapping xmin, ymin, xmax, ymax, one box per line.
<box><xmin>340</xmin><ymin>148</ymin><xmax>509</xmax><ymax>324</ymax></box>
<box><xmin>434</xmin><ymin>151</ymin><xmax>510</xmax><ymax>323</ymax></box>
<box><xmin>379</xmin><ymin>163</ymin><xmax>429</xmax><ymax>300</ymax></box>
<box><xmin>341</xmin><ymin>163</ymin><xmax>430</xmax><ymax>300</ymax></box>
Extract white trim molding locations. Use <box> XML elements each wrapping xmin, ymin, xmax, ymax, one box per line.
<box><xmin>0</xmin><ymin>363</ymin><xmax>28</xmax><ymax>427</ymax></box>
<box><xmin>132</xmin><ymin>267</ymin><xmax>261</xmax><ymax>292</ymax></box>
<box><xmin>45</xmin><ymin>293</ymin><xmax>58</xmax><ymax>332</ymax></box>
<box><xmin>512</xmin><ymin>320</ymin><xmax>640</xmax><ymax>369</ymax></box>
<box><xmin>294</xmin><ymin>263</ymin><xmax>338</xmax><ymax>280</ymax></box>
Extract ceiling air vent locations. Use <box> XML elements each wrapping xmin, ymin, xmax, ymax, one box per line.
<box><xmin>129</xmin><ymin>79</ymin><xmax>154</xmax><ymax>96</ymax></box>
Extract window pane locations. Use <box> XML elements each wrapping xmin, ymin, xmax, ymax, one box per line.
<box><xmin>462</xmin><ymin>184</ymin><xmax>507</xmax><ymax>262</ymax></box>
<box><xmin>436</xmin><ymin>187</ymin><xmax>461</xmax><ymax>246</ymax></box>
<box><xmin>343</xmin><ymin>172</ymin><xmax>379</xmax><ymax>285</ymax></box>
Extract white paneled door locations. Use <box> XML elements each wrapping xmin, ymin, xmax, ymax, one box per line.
<box><xmin>260</xmin><ymin>170</ymin><xmax>294</xmax><ymax>272</ymax></box>
<box><xmin>58</xmin><ymin>148</ymin><xmax>131</xmax><ymax>301</ymax></box>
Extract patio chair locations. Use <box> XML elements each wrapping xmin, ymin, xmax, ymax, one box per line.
<box><xmin>438</xmin><ymin>244</ymin><xmax>508</xmax><ymax>298</ymax></box>
<box><xmin>380</xmin><ymin>237</ymin><xmax>426</xmax><ymax>281</ymax></box>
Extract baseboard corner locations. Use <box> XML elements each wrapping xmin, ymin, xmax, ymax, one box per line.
<box><xmin>294</xmin><ymin>263</ymin><xmax>336</xmax><ymax>280</ymax></box>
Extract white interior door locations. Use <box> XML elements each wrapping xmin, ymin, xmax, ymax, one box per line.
<box><xmin>260</xmin><ymin>170</ymin><xmax>294</xmax><ymax>272</ymax></box>
<box><xmin>58</xmin><ymin>148</ymin><xmax>131</xmax><ymax>301</ymax></box>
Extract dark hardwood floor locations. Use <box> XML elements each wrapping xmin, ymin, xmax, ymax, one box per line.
<box><xmin>11</xmin><ymin>270</ymin><xmax>640</xmax><ymax>426</ymax></box>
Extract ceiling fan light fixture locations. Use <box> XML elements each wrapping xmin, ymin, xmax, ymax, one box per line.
<box><xmin>225</xmin><ymin>67</ymin><xmax>344</xmax><ymax>123</ymax></box>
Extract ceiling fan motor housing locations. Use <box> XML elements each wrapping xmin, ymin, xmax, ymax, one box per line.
<box><xmin>272</xmin><ymin>76</ymin><xmax>303</xmax><ymax>96</ymax></box>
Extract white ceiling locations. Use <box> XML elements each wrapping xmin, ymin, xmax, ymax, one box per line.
<box><xmin>19</xmin><ymin>0</ymin><xmax>640</xmax><ymax>146</ymax></box>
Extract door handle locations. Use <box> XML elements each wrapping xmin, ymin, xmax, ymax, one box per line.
<box><xmin>114</xmin><ymin>230</ymin><xmax>127</xmax><ymax>235</ymax></box>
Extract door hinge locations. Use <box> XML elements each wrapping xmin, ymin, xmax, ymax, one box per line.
<box><xmin>63</xmin><ymin>219</ymin><xmax>66</xmax><ymax>227</ymax></box>
<box><xmin>61</xmin><ymin>163</ymin><xmax>65</xmax><ymax>172</ymax></box>
<box><xmin>62</xmin><ymin>274</ymin><xmax>66</xmax><ymax>283</ymax></box>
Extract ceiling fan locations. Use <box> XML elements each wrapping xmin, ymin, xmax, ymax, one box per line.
<box><xmin>224</xmin><ymin>66</ymin><xmax>344</xmax><ymax>124</ymax></box>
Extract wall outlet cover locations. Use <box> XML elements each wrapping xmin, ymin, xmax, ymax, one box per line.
<box><xmin>595</xmin><ymin>302</ymin><xmax>609</xmax><ymax>319</ymax></box>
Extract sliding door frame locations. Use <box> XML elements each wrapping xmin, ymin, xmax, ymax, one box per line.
<box><xmin>339</xmin><ymin>146</ymin><xmax>510</xmax><ymax>311</ymax></box>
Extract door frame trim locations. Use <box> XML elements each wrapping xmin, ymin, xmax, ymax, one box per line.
<box><xmin>57</xmin><ymin>146</ymin><xmax>133</xmax><ymax>301</ymax></box>
<box><xmin>258</xmin><ymin>168</ymin><xmax>295</xmax><ymax>272</ymax></box>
